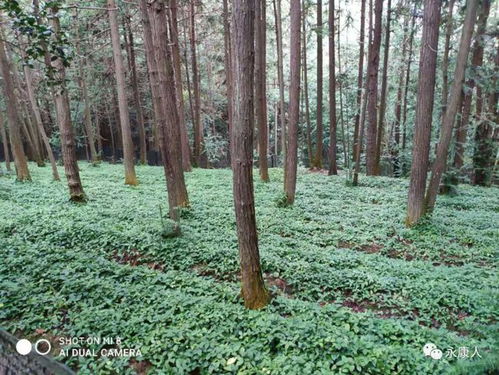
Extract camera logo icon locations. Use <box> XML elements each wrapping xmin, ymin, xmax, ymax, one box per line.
<box><xmin>16</xmin><ymin>338</ymin><xmax>51</xmax><ymax>356</ymax></box>
<box><xmin>423</xmin><ymin>342</ymin><xmax>443</xmax><ymax>360</ymax></box>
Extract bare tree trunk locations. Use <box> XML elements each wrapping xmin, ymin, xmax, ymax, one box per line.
<box><xmin>453</xmin><ymin>0</ymin><xmax>490</xmax><ymax>171</ymax></box>
<box><xmin>231</xmin><ymin>0</ymin><xmax>269</xmax><ymax>310</ymax></box>
<box><xmin>108</xmin><ymin>0</ymin><xmax>138</xmax><ymax>185</ymax></box>
<box><xmin>23</xmin><ymin>62</ymin><xmax>60</xmax><ymax>180</ymax></box>
<box><xmin>0</xmin><ymin>25</ymin><xmax>30</xmax><ymax>181</ymax></box>
<box><xmin>425</xmin><ymin>0</ymin><xmax>479</xmax><ymax>213</ymax></box>
<box><xmin>352</xmin><ymin>0</ymin><xmax>366</xmax><ymax>172</ymax></box>
<box><xmin>302</xmin><ymin>3</ymin><xmax>313</xmax><ymax>164</ymax></box>
<box><xmin>222</xmin><ymin>0</ymin><xmax>233</xmax><ymax>164</ymax></box>
<box><xmin>374</xmin><ymin>0</ymin><xmax>392</xmax><ymax>175</ymax></box>
<box><xmin>405</xmin><ymin>0</ymin><xmax>441</xmax><ymax>226</ymax></box>
<box><xmin>47</xmin><ymin>7</ymin><xmax>86</xmax><ymax>201</ymax></box>
<box><xmin>273</xmin><ymin>0</ymin><xmax>286</xmax><ymax>162</ymax></box>
<box><xmin>168</xmin><ymin>0</ymin><xmax>192</xmax><ymax>171</ymax></box>
<box><xmin>337</xmin><ymin>6</ymin><xmax>348</xmax><ymax>169</ymax></box>
<box><xmin>441</xmin><ymin>0</ymin><xmax>456</xmax><ymax>117</ymax></box>
<box><xmin>328</xmin><ymin>0</ymin><xmax>337</xmax><ymax>175</ymax></box>
<box><xmin>365</xmin><ymin>0</ymin><xmax>383</xmax><ymax>175</ymax></box>
<box><xmin>140</xmin><ymin>0</ymin><xmax>189</xmax><ymax>219</ymax></box>
<box><xmin>125</xmin><ymin>14</ymin><xmax>148</xmax><ymax>166</ymax></box>
<box><xmin>284</xmin><ymin>0</ymin><xmax>301</xmax><ymax>204</ymax></box>
<box><xmin>255</xmin><ymin>0</ymin><xmax>269</xmax><ymax>181</ymax></box>
<box><xmin>0</xmin><ymin>112</ymin><xmax>11</xmax><ymax>171</ymax></box>
<box><xmin>313</xmin><ymin>0</ymin><xmax>324</xmax><ymax>168</ymax></box>
<box><xmin>189</xmin><ymin>0</ymin><xmax>206</xmax><ymax>168</ymax></box>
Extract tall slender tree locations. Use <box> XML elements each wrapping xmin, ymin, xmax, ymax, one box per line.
<box><xmin>0</xmin><ymin>24</ymin><xmax>30</xmax><ymax>181</ymax></box>
<box><xmin>107</xmin><ymin>0</ymin><xmax>138</xmax><ymax>185</ymax></box>
<box><xmin>231</xmin><ymin>0</ymin><xmax>269</xmax><ymax>309</ymax></box>
<box><xmin>365</xmin><ymin>0</ymin><xmax>383</xmax><ymax>175</ymax></box>
<box><xmin>255</xmin><ymin>0</ymin><xmax>269</xmax><ymax>181</ymax></box>
<box><xmin>405</xmin><ymin>0</ymin><xmax>441</xmax><ymax>226</ymax></box>
<box><xmin>273</xmin><ymin>0</ymin><xmax>286</xmax><ymax>161</ymax></box>
<box><xmin>0</xmin><ymin>111</ymin><xmax>11</xmax><ymax>171</ymax></box>
<box><xmin>328</xmin><ymin>0</ymin><xmax>337</xmax><ymax>175</ymax></box>
<box><xmin>284</xmin><ymin>0</ymin><xmax>301</xmax><ymax>204</ymax></box>
<box><xmin>313</xmin><ymin>0</ymin><xmax>324</xmax><ymax>168</ymax></box>
<box><xmin>222</xmin><ymin>0</ymin><xmax>233</xmax><ymax>163</ymax></box>
<box><xmin>425</xmin><ymin>0</ymin><xmax>480</xmax><ymax>212</ymax></box>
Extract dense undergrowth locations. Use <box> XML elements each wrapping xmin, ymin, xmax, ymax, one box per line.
<box><xmin>0</xmin><ymin>163</ymin><xmax>498</xmax><ymax>374</ymax></box>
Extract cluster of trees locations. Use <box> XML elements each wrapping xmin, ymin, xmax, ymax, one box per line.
<box><xmin>0</xmin><ymin>0</ymin><xmax>496</xmax><ymax>308</ymax></box>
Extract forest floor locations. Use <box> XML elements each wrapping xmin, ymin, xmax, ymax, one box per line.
<box><xmin>0</xmin><ymin>163</ymin><xmax>498</xmax><ymax>375</ymax></box>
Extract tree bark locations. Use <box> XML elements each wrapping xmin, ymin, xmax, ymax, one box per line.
<box><xmin>405</xmin><ymin>0</ymin><xmax>441</xmax><ymax>226</ymax></box>
<box><xmin>441</xmin><ymin>0</ymin><xmax>456</xmax><ymax>117</ymax></box>
<box><xmin>125</xmin><ymin>13</ymin><xmax>148</xmax><ymax>166</ymax></box>
<box><xmin>189</xmin><ymin>0</ymin><xmax>206</xmax><ymax>168</ymax></box>
<box><xmin>352</xmin><ymin>0</ymin><xmax>366</xmax><ymax>172</ymax></box>
<box><xmin>284</xmin><ymin>0</ymin><xmax>301</xmax><ymax>204</ymax></box>
<box><xmin>223</xmin><ymin>0</ymin><xmax>233</xmax><ymax>164</ymax></box>
<box><xmin>425</xmin><ymin>0</ymin><xmax>479</xmax><ymax>212</ymax></box>
<box><xmin>313</xmin><ymin>0</ymin><xmax>324</xmax><ymax>168</ymax></box>
<box><xmin>302</xmin><ymin>2</ymin><xmax>313</xmax><ymax>164</ymax></box>
<box><xmin>47</xmin><ymin>7</ymin><xmax>86</xmax><ymax>201</ymax></box>
<box><xmin>107</xmin><ymin>0</ymin><xmax>138</xmax><ymax>185</ymax></box>
<box><xmin>168</xmin><ymin>0</ymin><xmax>192</xmax><ymax>171</ymax></box>
<box><xmin>374</xmin><ymin>0</ymin><xmax>392</xmax><ymax>175</ymax></box>
<box><xmin>273</xmin><ymin>0</ymin><xmax>286</xmax><ymax>161</ymax></box>
<box><xmin>0</xmin><ymin>26</ymin><xmax>30</xmax><ymax>181</ymax></box>
<box><xmin>365</xmin><ymin>0</ymin><xmax>383</xmax><ymax>175</ymax></box>
<box><xmin>231</xmin><ymin>0</ymin><xmax>269</xmax><ymax>310</ymax></box>
<box><xmin>140</xmin><ymin>0</ymin><xmax>189</xmax><ymax>219</ymax></box>
<box><xmin>255</xmin><ymin>0</ymin><xmax>269</xmax><ymax>181</ymax></box>
<box><xmin>327</xmin><ymin>0</ymin><xmax>337</xmax><ymax>175</ymax></box>
<box><xmin>0</xmin><ymin>111</ymin><xmax>11</xmax><ymax>171</ymax></box>
<box><xmin>453</xmin><ymin>0</ymin><xmax>490</xmax><ymax>171</ymax></box>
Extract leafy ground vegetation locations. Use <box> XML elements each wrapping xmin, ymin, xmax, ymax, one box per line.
<box><xmin>0</xmin><ymin>163</ymin><xmax>498</xmax><ymax>374</ymax></box>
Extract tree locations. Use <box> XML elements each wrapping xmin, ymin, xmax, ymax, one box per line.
<box><xmin>124</xmin><ymin>13</ymin><xmax>147</xmax><ymax>166</ymax></box>
<box><xmin>441</xmin><ymin>0</ymin><xmax>456</xmax><ymax>117</ymax></box>
<box><xmin>190</xmin><ymin>0</ymin><xmax>207</xmax><ymax>168</ymax></box>
<box><xmin>302</xmin><ymin>1</ymin><xmax>313</xmax><ymax>164</ymax></box>
<box><xmin>374</xmin><ymin>0</ymin><xmax>392</xmax><ymax>174</ymax></box>
<box><xmin>425</xmin><ymin>0</ymin><xmax>479</xmax><ymax>212</ymax></box>
<box><xmin>0</xmin><ymin>23</ymin><xmax>30</xmax><ymax>181</ymax></box>
<box><xmin>167</xmin><ymin>0</ymin><xmax>192</xmax><ymax>172</ymax></box>
<box><xmin>365</xmin><ymin>0</ymin><xmax>383</xmax><ymax>175</ymax></box>
<box><xmin>327</xmin><ymin>0</ymin><xmax>337</xmax><ymax>175</ymax></box>
<box><xmin>140</xmin><ymin>0</ymin><xmax>189</xmax><ymax>219</ymax></box>
<box><xmin>405</xmin><ymin>0</ymin><xmax>441</xmax><ymax>226</ymax></box>
<box><xmin>453</xmin><ymin>0</ymin><xmax>491</xmax><ymax>171</ymax></box>
<box><xmin>313</xmin><ymin>0</ymin><xmax>324</xmax><ymax>169</ymax></box>
<box><xmin>284</xmin><ymin>0</ymin><xmax>301</xmax><ymax>204</ymax></box>
<box><xmin>107</xmin><ymin>0</ymin><xmax>138</xmax><ymax>185</ymax></box>
<box><xmin>255</xmin><ymin>0</ymin><xmax>269</xmax><ymax>181</ymax></box>
<box><xmin>231</xmin><ymin>0</ymin><xmax>269</xmax><ymax>309</ymax></box>
<box><xmin>273</xmin><ymin>0</ymin><xmax>286</xmax><ymax>161</ymax></box>
<box><xmin>0</xmin><ymin>111</ymin><xmax>11</xmax><ymax>171</ymax></box>
<box><xmin>46</xmin><ymin>5</ymin><xmax>86</xmax><ymax>201</ymax></box>
<box><xmin>222</xmin><ymin>0</ymin><xmax>233</xmax><ymax>163</ymax></box>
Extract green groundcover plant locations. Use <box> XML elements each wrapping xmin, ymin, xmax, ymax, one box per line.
<box><xmin>0</xmin><ymin>164</ymin><xmax>498</xmax><ymax>374</ymax></box>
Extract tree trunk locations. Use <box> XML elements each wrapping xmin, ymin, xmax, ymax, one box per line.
<box><xmin>365</xmin><ymin>0</ymin><xmax>383</xmax><ymax>175</ymax></box>
<box><xmin>374</xmin><ymin>0</ymin><xmax>392</xmax><ymax>175</ymax></box>
<box><xmin>107</xmin><ymin>0</ymin><xmax>138</xmax><ymax>185</ymax></box>
<box><xmin>425</xmin><ymin>0</ymin><xmax>479</xmax><ymax>212</ymax></box>
<box><xmin>337</xmin><ymin>8</ymin><xmax>348</xmax><ymax>169</ymax></box>
<box><xmin>140</xmin><ymin>0</ymin><xmax>189</xmax><ymax>219</ymax></box>
<box><xmin>284</xmin><ymin>0</ymin><xmax>301</xmax><ymax>204</ymax></box>
<box><xmin>453</xmin><ymin>0</ymin><xmax>490</xmax><ymax>171</ymax></box>
<box><xmin>302</xmin><ymin>3</ymin><xmax>313</xmax><ymax>164</ymax></box>
<box><xmin>255</xmin><ymin>0</ymin><xmax>269</xmax><ymax>181</ymax></box>
<box><xmin>231</xmin><ymin>0</ymin><xmax>269</xmax><ymax>310</ymax></box>
<box><xmin>441</xmin><ymin>0</ymin><xmax>456</xmax><ymax>117</ymax></box>
<box><xmin>189</xmin><ymin>0</ymin><xmax>206</xmax><ymax>168</ymax></box>
<box><xmin>352</xmin><ymin>0</ymin><xmax>366</xmax><ymax>173</ymax></box>
<box><xmin>273</xmin><ymin>0</ymin><xmax>286</xmax><ymax>161</ymax></box>
<box><xmin>0</xmin><ymin>112</ymin><xmax>11</xmax><ymax>171</ymax></box>
<box><xmin>405</xmin><ymin>0</ymin><xmax>442</xmax><ymax>226</ymax></box>
<box><xmin>0</xmin><ymin>25</ymin><xmax>30</xmax><ymax>181</ymax></box>
<box><xmin>327</xmin><ymin>0</ymin><xmax>337</xmax><ymax>175</ymax></box>
<box><xmin>47</xmin><ymin>7</ymin><xmax>86</xmax><ymax>201</ymax></box>
<box><xmin>313</xmin><ymin>0</ymin><xmax>324</xmax><ymax>168</ymax></box>
<box><xmin>125</xmin><ymin>14</ymin><xmax>148</xmax><ymax>166</ymax></box>
<box><xmin>168</xmin><ymin>0</ymin><xmax>192</xmax><ymax>172</ymax></box>
<box><xmin>223</xmin><ymin>0</ymin><xmax>233</xmax><ymax>164</ymax></box>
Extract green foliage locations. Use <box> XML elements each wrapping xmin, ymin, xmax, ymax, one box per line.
<box><xmin>0</xmin><ymin>164</ymin><xmax>497</xmax><ymax>374</ymax></box>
